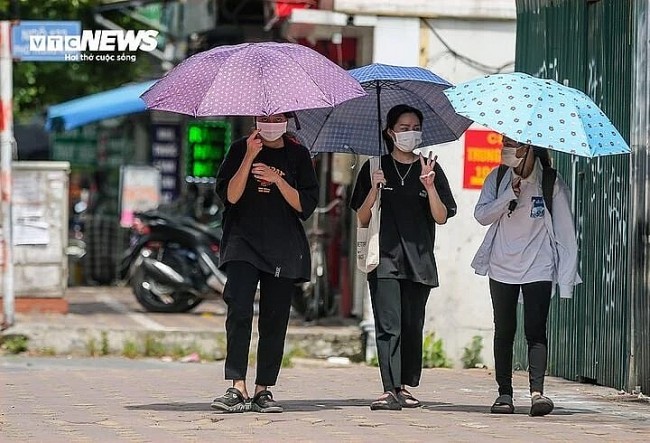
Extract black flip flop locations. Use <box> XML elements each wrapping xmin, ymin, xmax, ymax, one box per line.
<box><xmin>530</xmin><ymin>394</ymin><xmax>554</xmax><ymax>417</ymax></box>
<box><xmin>397</xmin><ymin>389</ymin><xmax>421</xmax><ymax>408</ymax></box>
<box><xmin>370</xmin><ymin>391</ymin><xmax>402</xmax><ymax>411</ymax></box>
<box><xmin>490</xmin><ymin>394</ymin><xmax>515</xmax><ymax>414</ymax></box>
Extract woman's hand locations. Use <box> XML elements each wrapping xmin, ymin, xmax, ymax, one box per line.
<box><xmin>252</xmin><ymin>163</ymin><xmax>282</xmax><ymax>185</ymax></box>
<box><xmin>419</xmin><ymin>152</ymin><xmax>437</xmax><ymax>189</ymax></box>
<box><xmin>245</xmin><ymin>129</ymin><xmax>263</xmax><ymax>160</ymax></box>
<box><xmin>371</xmin><ymin>168</ymin><xmax>386</xmax><ymax>189</ymax></box>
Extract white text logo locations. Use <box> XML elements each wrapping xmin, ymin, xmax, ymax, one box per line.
<box><xmin>29</xmin><ymin>30</ymin><xmax>159</xmax><ymax>53</ymax></box>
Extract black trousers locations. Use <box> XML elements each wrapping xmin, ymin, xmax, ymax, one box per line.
<box><xmin>223</xmin><ymin>261</ymin><xmax>294</xmax><ymax>387</ymax></box>
<box><xmin>368</xmin><ymin>277</ymin><xmax>430</xmax><ymax>392</ymax></box>
<box><xmin>489</xmin><ymin>279</ymin><xmax>552</xmax><ymax>396</ymax></box>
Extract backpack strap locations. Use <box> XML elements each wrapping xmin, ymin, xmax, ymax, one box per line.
<box><xmin>495</xmin><ymin>164</ymin><xmax>508</xmax><ymax>197</ymax></box>
<box><xmin>542</xmin><ymin>166</ymin><xmax>557</xmax><ymax>216</ymax></box>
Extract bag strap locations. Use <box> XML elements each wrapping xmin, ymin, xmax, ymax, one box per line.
<box><xmin>542</xmin><ymin>167</ymin><xmax>557</xmax><ymax>216</ymax></box>
<box><xmin>495</xmin><ymin>164</ymin><xmax>508</xmax><ymax>197</ymax></box>
<box><xmin>369</xmin><ymin>156</ymin><xmax>380</xmax><ymax>176</ymax></box>
<box><xmin>369</xmin><ymin>156</ymin><xmax>381</xmax><ymax>207</ymax></box>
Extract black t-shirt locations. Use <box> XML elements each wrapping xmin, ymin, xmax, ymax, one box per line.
<box><xmin>215</xmin><ymin>136</ymin><xmax>319</xmax><ymax>282</ymax></box>
<box><xmin>349</xmin><ymin>154</ymin><xmax>457</xmax><ymax>287</ymax></box>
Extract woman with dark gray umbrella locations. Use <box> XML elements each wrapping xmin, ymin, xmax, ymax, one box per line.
<box><xmin>350</xmin><ymin>104</ymin><xmax>457</xmax><ymax>410</ymax></box>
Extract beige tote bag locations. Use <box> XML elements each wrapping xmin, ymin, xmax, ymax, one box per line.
<box><xmin>356</xmin><ymin>157</ymin><xmax>381</xmax><ymax>273</ymax></box>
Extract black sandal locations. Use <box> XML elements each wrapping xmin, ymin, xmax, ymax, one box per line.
<box><xmin>530</xmin><ymin>394</ymin><xmax>554</xmax><ymax>417</ymax></box>
<box><xmin>397</xmin><ymin>389</ymin><xmax>421</xmax><ymax>408</ymax></box>
<box><xmin>490</xmin><ymin>394</ymin><xmax>515</xmax><ymax>414</ymax></box>
<box><xmin>370</xmin><ymin>391</ymin><xmax>402</xmax><ymax>411</ymax></box>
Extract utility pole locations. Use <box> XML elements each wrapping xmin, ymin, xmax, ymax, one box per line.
<box><xmin>0</xmin><ymin>20</ymin><xmax>15</xmax><ymax>330</ymax></box>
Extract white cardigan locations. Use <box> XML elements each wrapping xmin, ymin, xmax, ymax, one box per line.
<box><xmin>471</xmin><ymin>160</ymin><xmax>582</xmax><ymax>298</ymax></box>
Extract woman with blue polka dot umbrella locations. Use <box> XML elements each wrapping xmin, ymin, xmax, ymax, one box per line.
<box><xmin>443</xmin><ymin>72</ymin><xmax>630</xmax><ymax>157</ymax></box>
<box><xmin>445</xmin><ymin>72</ymin><xmax>599</xmax><ymax>417</ymax></box>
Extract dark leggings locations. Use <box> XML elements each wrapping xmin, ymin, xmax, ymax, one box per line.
<box><xmin>490</xmin><ymin>279</ymin><xmax>552</xmax><ymax>396</ymax></box>
<box><xmin>368</xmin><ymin>277</ymin><xmax>430</xmax><ymax>392</ymax></box>
<box><xmin>223</xmin><ymin>261</ymin><xmax>294</xmax><ymax>387</ymax></box>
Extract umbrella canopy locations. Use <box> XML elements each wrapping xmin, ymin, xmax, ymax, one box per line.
<box><xmin>293</xmin><ymin>63</ymin><xmax>472</xmax><ymax>155</ymax></box>
<box><xmin>140</xmin><ymin>42</ymin><xmax>366</xmax><ymax>117</ymax></box>
<box><xmin>443</xmin><ymin>72</ymin><xmax>630</xmax><ymax>157</ymax></box>
<box><xmin>46</xmin><ymin>80</ymin><xmax>156</xmax><ymax>132</ymax></box>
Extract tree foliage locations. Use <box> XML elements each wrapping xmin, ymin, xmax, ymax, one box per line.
<box><xmin>1</xmin><ymin>0</ymin><xmax>157</xmax><ymax>122</ymax></box>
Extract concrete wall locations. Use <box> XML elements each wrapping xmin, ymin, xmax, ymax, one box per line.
<box><xmin>335</xmin><ymin>0</ymin><xmax>515</xmax><ymax>20</ymax></box>
<box><xmin>371</xmin><ymin>17</ymin><xmax>420</xmax><ymax>66</ymax></box>
<box><xmin>418</xmin><ymin>18</ymin><xmax>516</xmax><ymax>368</ymax></box>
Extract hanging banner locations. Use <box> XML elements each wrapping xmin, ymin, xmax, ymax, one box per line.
<box><xmin>463</xmin><ymin>129</ymin><xmax>503</xmax><ymax>189</ymax></box>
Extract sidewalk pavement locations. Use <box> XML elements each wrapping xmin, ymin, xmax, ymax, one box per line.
<box><xmin>1</xmin><ymin>356</ymin><xmax>649</xmax><ymax>442</ymax></box>
<box><xmin>2</xmin><ymin>286</ymin><xmax>650</xmax><ymax>441</ymax></box>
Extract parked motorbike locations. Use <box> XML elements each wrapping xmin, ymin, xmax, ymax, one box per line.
<box><xmin>119</xmin><ymin>210</ymin><xmax>227</xmax><ymax>313</ymax></box>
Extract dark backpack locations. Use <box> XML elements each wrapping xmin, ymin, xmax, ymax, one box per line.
<box><xmin>496</xmin><ymin>164</ymin><xmax>557</xmax><ymax>216</ymax></box>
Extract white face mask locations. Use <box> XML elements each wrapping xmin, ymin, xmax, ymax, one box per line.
<box><xmin>501</xmin><ymin>147</ymin><xmax>523</xmax><ymax>168</ymax></box>
<box><xmin>256</xmin><ymin>121</ymin><xmax>287</xmax><ymax>142</ymax></box>
<box><xmin>393</xmin><ymin>131</ymin><xmax>422</xmax><ymax>153</ymax></box>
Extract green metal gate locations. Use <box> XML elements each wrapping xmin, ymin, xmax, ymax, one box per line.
<box><xmin>513</xmin><ymin>0</ymin><xmax>637</xmax><ymax>391</ymax></box>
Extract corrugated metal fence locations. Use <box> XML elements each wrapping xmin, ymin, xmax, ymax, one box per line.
<box><xmin>513</xmin><ymin>0</ymin><xmax>649</xmax><ymax>392</ymax></box>
<box><xmin>630</xmin><ymin>0</ymin><xmax>650</xmax><ymax>394</ymax></box>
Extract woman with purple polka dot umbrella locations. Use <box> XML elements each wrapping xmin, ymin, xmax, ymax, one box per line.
<box><xmin>141</xmin><ymin>42</ymin><xmax>365</xmax><ymax>414</ymax></box>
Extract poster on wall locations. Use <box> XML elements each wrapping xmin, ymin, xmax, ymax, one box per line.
<box><xmin>119</xmin><ymin>166</ymin><xmax>161</xmax><ymax>228</ymax></box>
<box><xmin>463</xmin><ymin>129</ymin><xmax>503</xmax><ymax>190</ymax></box>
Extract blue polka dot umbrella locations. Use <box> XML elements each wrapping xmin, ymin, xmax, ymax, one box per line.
<box><xmin>443</xmin><ymin>72</ymin><xmax>630</xmax><ymax>157</ymax></box>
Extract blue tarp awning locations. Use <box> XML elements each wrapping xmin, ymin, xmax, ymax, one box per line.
<box><xmin>45</xmin><ymin>80</ymin><xmax>157</xmax><ymax>132</ymax></box>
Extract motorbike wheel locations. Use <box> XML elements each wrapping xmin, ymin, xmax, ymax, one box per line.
<box><xmin>292</xmin><ymin>272</ymin><xmax>334</xmax><ymax>321</ymax></box>
<box><xmin>132</xmin><ymin>267</ymin><xmax>204</xmax><ymax>313</ymax></box>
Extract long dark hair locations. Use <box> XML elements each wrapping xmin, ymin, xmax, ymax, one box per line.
<box><xmin>381</xmin><ymin>104</ymin><xmax>424</xmax><ymax>153</ymax></box>
<box><xmin>533</xmin><ymin>147</ymin><xmax>553</xmax><ymax>168</ymax></box>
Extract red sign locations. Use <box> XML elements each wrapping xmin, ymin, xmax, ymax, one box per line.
<box><xmin>275</xmin><ymin>1</ymin><xmax>318</xmax><ymax>19</ymax></box>
<box><xmin>463</xmin><ymin>129</ymin><xmax>503</xmax><ymax>189</ymax></box>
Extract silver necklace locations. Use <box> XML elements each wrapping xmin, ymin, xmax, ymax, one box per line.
<box><xmin>392</xmin><ymin>156</ymin><xmax>414</xmax><ymax>186</ymax></box>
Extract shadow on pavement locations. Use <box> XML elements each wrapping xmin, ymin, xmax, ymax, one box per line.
<box><xmin>423</xmin><ymin>403</ymin><xmax>595</xmax><ymax>416</ymax></box>
<box><xmin>127</xmin><ymin>402</ymin><xmax>212</xmax><ymax>412</ymax></box>
<box><xmin>68</xmin><ymin>302</ymin><xmax>125</xmax><ymax>315</ymax></box>
<box><xmin>127</xmin><ymin>398</ymin><xmax>375</xmax><ymax>412</ymax></box>
<box><xmin>125</xmin><ymin>400</ymin><xmax>597</xmax><ymax>416</ymax></box>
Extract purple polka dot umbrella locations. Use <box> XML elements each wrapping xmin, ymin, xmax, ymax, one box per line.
<box><xmin>140</xmin><ymin>42</ymin><xmax>366</xmax><ymax>117</ymax></box>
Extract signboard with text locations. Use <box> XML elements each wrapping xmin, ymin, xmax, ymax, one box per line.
<box><xmin>11</xmin><ymin>21</ymin><xmax>81</xmax><ymax>61</ymax></box>
<box><xmin>463</xmin><ymin>129</ymin><xmax>503</xmax><ymax>190</ymax></box>
<box><xmin>119</xmin><ymin>166</ymin><xmax>161</xmax><ymax>228</ymax></box>
<box><xmin>151</xmin><ymin>123</ymin><xmax>181</xmax><ymax>204</ymax></box>
<box><xmin>185</xmin><ymin>120</ymin><xmax>232</xmax><ymax>183</ymax></box>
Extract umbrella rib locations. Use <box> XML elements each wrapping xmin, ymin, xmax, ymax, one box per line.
<box><xmin>310</xmin><ymin>108</ymin><xmax>336</xmax><ymax>151</ymax></box>
<box><xmin>398</xmin><ymin>82</ymin><xmax>464</xmax><ymax>138</ymax></box>
<box><xmin>278</xmin><ymin>49</ymin><xmax>332</xmax><ymax>107</ymax></box>
<box><xmin>196</xmin><ymin>48</ymin><xmax>247</xmax><ymax>116</ymax></box>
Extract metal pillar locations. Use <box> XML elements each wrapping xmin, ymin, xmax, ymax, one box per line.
<box><xmin>0</xmin><ymin>21</ymin><xmax>15</xmax><ymax>329</ymax></box>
